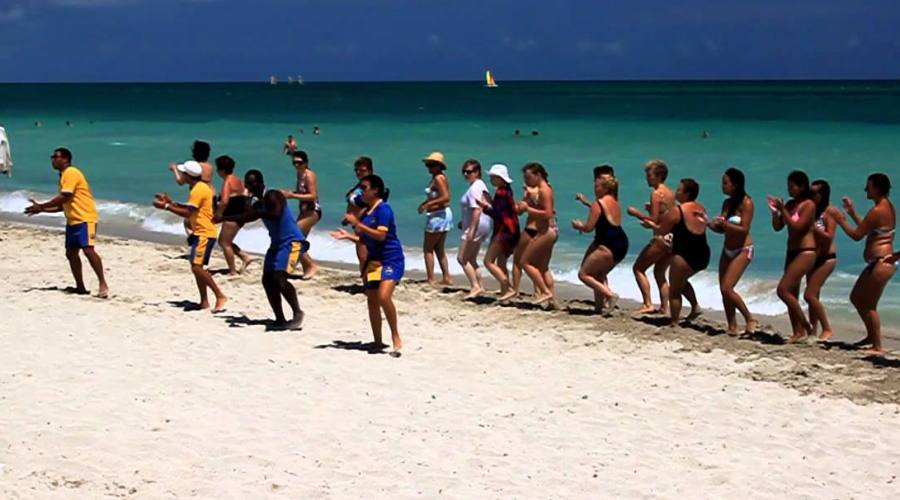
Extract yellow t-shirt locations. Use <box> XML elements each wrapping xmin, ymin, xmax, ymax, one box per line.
<box><xmin>58</xmin><ymin>166</ymin><xmax>98</xmax><ymax>225</ymax></box>
<box><xmin>186</xmin><ymin>181</ymin><xmax>218</xmax><ymax>238</ymax></box>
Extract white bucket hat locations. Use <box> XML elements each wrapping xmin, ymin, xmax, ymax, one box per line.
<box><xmin>488</xmin><ymin>163</ymin><xmax>513</xmax><ymax>184</ymax></box>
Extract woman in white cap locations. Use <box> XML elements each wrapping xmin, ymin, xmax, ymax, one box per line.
<box><xmin>477</xmin><ymin>163</ymin><xmax>520</xmax><ymax>300</ymax></box>
<box><xmin>457</xmin><ymin>159</ymin><xmax>493</xmax><ymax>298</ymax></box>
<box><xmin>417</xmin><ymin>152</ymin><xmax>453</xmax><ymax>286</ymax></box>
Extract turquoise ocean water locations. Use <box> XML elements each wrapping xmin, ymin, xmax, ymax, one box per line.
<box><xmin>1</xmin><ymin>81</ymin><xmax>898</xmax><ymax>325</ymax></box>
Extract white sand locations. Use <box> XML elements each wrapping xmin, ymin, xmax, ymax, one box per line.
<box><xmin>1</xmin><ymin>223</ymin><xmax>898</xmax><ymax>499</ymax></box>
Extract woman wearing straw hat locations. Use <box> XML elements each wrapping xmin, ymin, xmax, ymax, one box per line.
<box><xmin>417</xmin><ymin>152</ymin><xmax>453</xmax><ymax>286</ymax></box>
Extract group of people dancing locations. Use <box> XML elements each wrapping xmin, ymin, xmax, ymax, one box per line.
<box><xmin>406</xmin><ymin>155</ymin><xmax>896</xmax><ymax>356</ymax></box>
<box><xmin>21</xmin><ymin>141</ymin><xmax>898</xmax><ymax>357</ymax></box>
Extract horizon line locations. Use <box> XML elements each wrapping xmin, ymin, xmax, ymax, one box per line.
<box><xmin>2</xmin><ymin>77</ymin><xmax>900</xmax><ymax>85</ymax></box>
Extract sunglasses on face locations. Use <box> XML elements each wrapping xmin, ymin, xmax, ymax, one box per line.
<box><xmin>463</xmin><ymin>169</ymin><xmax>477</xmax><ymax>175</ymax></box>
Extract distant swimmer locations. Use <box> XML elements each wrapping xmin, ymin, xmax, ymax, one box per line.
<box><xmin>702</xmin><ymin>130</ymin><xmax>710</xmax><ymax>139</ymax></box>
<box><xmin>65</xmin><ymin>121</ymin><xmax>72</xmax><ymax>127</ymax></box>
<box><xmin>531</xmin><ymin>130</ymin><xmax>539</xmax><ymax>136</ymax></box>
<box><xmin>313</xmin><ymin>126</ymin><xmax>321</xmax><ymax>136</ymax></box>
<box><xmin>24</xmin><ymin>148</ymin><xmax>109</xmax><ymax>298</ymax></box>
<box><xmin>216</xmin><ymin>169</ymin><xmax>306</xmax><ymax>330</ymax></box>
<box><xmin>283</xmin><ymin>134</ymin><xmax>297</xmax><ymax>155</ymax></box>
<box><xmin>153</xmin><ymin>160</ymin><xmax>227</xmax><ymax>313</ymax></box>
<box><xmin>514</xmin><ymin>129</ymin><xmax>521</xmax><ymax>137</ymax></box>
<box><xmin>35</xmin><ymin>121</ymin><xmax>42</xmax><ymax>128</ymax></box>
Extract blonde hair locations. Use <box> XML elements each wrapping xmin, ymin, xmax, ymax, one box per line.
<box><xmin>597</xmin><ymin>174</ymin><xmax>619</xmax><ymax>199</ymax></box>
<box><xmin>644</xmin><ymin>159</ymin><xmax>668</xmax><ymax>181</ymax></box>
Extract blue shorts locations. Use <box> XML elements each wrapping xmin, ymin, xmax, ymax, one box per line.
<box><xmin>364</xmin><ymin>259</ymin><xmax>404</xmax><ymax>289</ymax></box>
<box><xmin>264</xmin><ymin>240</ymin><xmax>309</xmax><ymax>273</ymax></box>
<box><xmin>188</xmin><ymin>235</ymin><xmax>216</xmax><ymax>267</ymax></box>
<box><xmin>65</xmin><ymin>222</ymin><xmax>97</xmax><ymax>249</ymax></box>
<box><xmin>425</xmin><ymin>207</ymin><xmax>453</xmax><ymax>233</ymax></box>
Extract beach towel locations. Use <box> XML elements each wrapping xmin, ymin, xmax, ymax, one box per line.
<box><xmin>0</xmin><ymin>126</ymin><xmax>12</xmax><ymax>177</ymax></box>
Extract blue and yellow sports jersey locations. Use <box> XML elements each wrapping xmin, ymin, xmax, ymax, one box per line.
<box><xmin>361</xmin><ymin>200</ymin><xmax>404</xmax><ymax>264</ymax></box>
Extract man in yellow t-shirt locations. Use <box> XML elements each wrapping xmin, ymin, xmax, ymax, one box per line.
<box><xmin>24</xmin><ymin>148</ymin><xmax>109</xmax><ymax>298</ymax></box>
<box><xmin>153</xmin><ymin>160</ymin><xmax>227</xmax><ymax>312</ymax></box>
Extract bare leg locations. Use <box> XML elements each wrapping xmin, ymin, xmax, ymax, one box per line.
<box><xmin>192</xmin><ymin>264</ymin><xmax>227</xmax><ymax>312</ymax></box>
<box><xmin>262</xmin><ymin>272</ymin><xmax>287</xmax><ymax>323</ymax></box>
<box><xmin>297</xmin><ymin>214</ymin><xmax>320</xmax><ymax>279</ymax></box>
<box><xmin>777</xmin><ymin>251</ymin><xmax>815</xmax><ymax>342</ymax></box>
<box><xmin>849</xmin><ymin>262</ymin><xmax>895</xmax><ymax>354</ymax></box>
<box><xmin>653</xmin><ymin>254</ymin><xmax>671</xmax><ymax>315</ymax></box>
<box><xmin>218</xmin><ymin>221</ymin><xmax>240</xmax><ymax>275</ymax></box>
<box><xmin>578</xmin><ymin>245</ymin><xmax>618</xmax><ymax>310</ymax></box>
<box><xmin>82</xmin><ymin>247</ymin><xmax>109</xmax><ymax>297</ymax></box>
<box><xmin>435</xmin><ymin>232</ymin><xmax>452</xmax><ymax>285</ymax></box>
<box><xmin>668</xmin><ymin>255</ymin><xmax>697</xmax><ymax>325</ymax></box>
<box><xmin>804</xmin><ymin>258</ymin><xmax>836</xmax><ymax>341</ymax></box>
<box><xmin>719</xmin><ymin>248</ymin><xmax>756</xmax><ymax>334</ymax></box>
<box><xmin>632</xmin><ymin>240</ymin><xmax>668</xmax><ymax>314</ymax></box>
<box><xmin>457</xmin><ymin>238</ymin><xmax>484</xmax><ymax>298</ymax></box>
<box><xmin>378</xmin><ymin>280</ymin><xmax>402</xmax><ymax>355</ymax></box>
<box><xmin>423</xmin><ymin>232</ymin><xmax>440</xmax><ymax>285</ymax></box>
<box><xmin>65</xmin><ymin>248</ymin><xmax>87</xmax><ymax>292</ymax></box>
<box><xmin>365</xmin><ymin>288</ymin><xmax>383</xmax><ymax>345</ymax></box>
<box><xmin>503</xmin><ymin>232</ymin><xmax>531</xmax><ymax>301</ymax></box>
<box><xmin>522</xmin><ymin>230</ymin><xmax>555</xmax><ymax>302</ymax></box>
<box><xmin>483</xmin><ymin>239</ymin><xmax>510</xmax><ymax>295</ymax></box>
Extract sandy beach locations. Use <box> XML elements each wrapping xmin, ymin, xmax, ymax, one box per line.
<box><xmin>1</xmin><ymin>221</ymin><xmax>899</xmax><ymax>499</ymax></box>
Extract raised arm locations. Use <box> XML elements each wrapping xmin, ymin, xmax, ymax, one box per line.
<box><xmin>24</xmin><ymin>193</ymin><xmax>71</xmax><ymax>215</ymax></box>
<box><xmin>836</xmin><ymin>203</ymin><xmax>880</xmax><ymax>241</ymax></box>
<box><xmin>572</xmin><ymin>200</ymin><xmax>602</xmax><ymax>233</ymax></box>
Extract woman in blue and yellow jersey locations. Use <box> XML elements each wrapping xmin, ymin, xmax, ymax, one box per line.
<box><xmin>153</xmin><ymin>160</ymin><xmax>227</xmax><ymax>313</ymax></box>
<box><xmin>332</xmin><ymin>174</ymin><xmax>405</xmax><ymax>357</ymax></box>
<box><xmin>24</xmin><ymin>147</ymin><xmax>109</xmax><ymax>298</ymax></box>
<box><xmin>216</xmin><ymin>169</ymin><xmax>307</xmax><ymax>331</ymax></box>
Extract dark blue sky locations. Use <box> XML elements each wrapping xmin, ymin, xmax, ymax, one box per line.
<box><xmin>1</xmin><ymin>0</ymin><xmax>899</xmax><ymax>82</ymax></box>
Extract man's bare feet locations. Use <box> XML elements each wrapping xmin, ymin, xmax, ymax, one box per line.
<box><xmin>97</xmin><ymin>285</ymin><xmax>110</xmax><ymax>299</ymax></box>
<box><xmin>284</xmin><ymin>310</ymin><xmax>304</xmax><ymax>330</ymax></box>
<box><xmin>440</xmin><ymin>278</ymin><xmax>453</xmax><ymax>286</ymax></box>
<box><xmin>212</xmin><ymin>296</ymin><xmax>228</xmax><ymax>313</ymax></box>
<box><xmin>239</xmin><ymin>256</ymin><xmax>254</xmax><ymax>274</ymax></box>
<box><xmin>301</xmin><ymin>264</ymin><xmax>320</xmax><ymax>280</ymax></box>
<box><xmin>862</xmin><ymin>347</ymin><xmax>886</xmax><ymax>356</ymax></box>
<box><xmin>726</xmin><ymin>327</ymin><xmax>739</xmax><ymax>337</ymax></box>
<box><xmin>198</xmin><ymin>300</ymin><xmax>210</xmax><ymax>310</ymax></box>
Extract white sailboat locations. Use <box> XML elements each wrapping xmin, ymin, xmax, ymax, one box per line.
<box><xmin>297</xmin><ymin>75</ymin><xmax>304</xmax><ymax>85</ymax></box>
<box><xmin>485</xmin><ymin>69</ymin><xmax>498</xmax><ymax>88</ymax></box>
<box><xmin>269</xmin><ymin>75</ymin><xmax>278</xmax><ymax>85</ymax></box>
<box><xmin>287</xmin><ymin>76</ymin><xmax>295</xmax><ymax>84</ymax></box>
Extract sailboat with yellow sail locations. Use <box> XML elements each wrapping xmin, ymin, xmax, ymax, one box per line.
<box><xmin>485</xmin><ymin>69</ymin><xmax>498</xmax><ymax>88</ymax></box>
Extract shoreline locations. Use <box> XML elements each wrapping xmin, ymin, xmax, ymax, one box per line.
<box><xmin>2</xmin><ymin>214</ymin><xmax>896</xmax><ymax>351</ymax></box>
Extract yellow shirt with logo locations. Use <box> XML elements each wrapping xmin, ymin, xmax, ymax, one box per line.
<box><xmin>58</xmin><ymin>166</ymin><xmax>99</xmax><ymax>225</ymax></box>
<box><xmin>186</xmin><ymin>181</ymin><xmax>218</xmax><ymax>238</ymax></box>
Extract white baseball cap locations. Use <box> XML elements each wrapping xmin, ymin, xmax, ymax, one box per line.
<box><xmin>177</xmin><ymin>160</ymin><xmax>203</xmax><ymax>178</ymax></box>
<box><xmin>488</xmin><ymin>163</ymin><xmax>513</xmax><ymax>184</ymax></box>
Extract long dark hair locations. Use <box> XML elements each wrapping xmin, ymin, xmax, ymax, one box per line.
<box><xmin>811</xmin><ymin>179</ymin><xmax>831</xmax><ymax>218</ymax></box>
<box><xmin>787</xmin><ymin>170</ymin><xmax>813</xmax><ymax>200</ymax></box>
<box><xmin>723</xmin><ymin>167</ymin><xmax>746</xmax><ymax>217</ymax></box>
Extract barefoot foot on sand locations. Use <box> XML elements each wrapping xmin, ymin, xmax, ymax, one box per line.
<box><xmin>465</xmin><ymin>287</ymin><xmax>483</xmax><ymax>300</ymax></box>
<box><xmin>862</xmin><ymin>348</ymin><xmax>886</xmax><ymax>356</ymax></box>
<box><xmin>686</xmin><ymin>308</ymin><xmax>703</xmax><ymax>321</ymax></box>
<box><xmin>786</xmin><ymin>334</ymin><xmax>808</xmax><ymax>344</ymax></box>
<box><xmin>440</xmin><ymin>278</ymin><xmax>453</xmax><ymax>286</ymax></box>
<box><xmin>498</xmin><ymin>290</ymin><xmax>519</xmax><ymax>303</ymax></box>
<box><xmin>533</xmin><ymin>294</ymin><xmax>554</xmax><ymax>305</ymax></box>
<box><xmin>745</xmin><ymin>319</ymin><xmax>759</xmax><ymax>335</ymax></box>
<box><xmin>239</xmin><ymin>257</ymin><xmax>254</xmax><ymax>274</ymax></box>
<box><xmin>96</xmin><ymin>285</ymin><xmax>110</xmax><ymax>299</ymax></box>
<box><xmin>817</xmin><ymin>329</ymin><xmax>834</xmax><ymax>342</ymax></box>
<box><xmin>301</xmin><ymin>264</ymin><xmax>320</xmax><ymax>280</ymax></box>
<box><xmin>212</xmin><ymin>296</ymin><xmax>228</xmax><ymax>313</ymax></box>
<box><xmin>632</xmin><ymin>305</ymin><xmax>656</xmax><ymax>316</ymax></box>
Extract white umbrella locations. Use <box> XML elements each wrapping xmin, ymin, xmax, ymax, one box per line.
<box><xmin>0</xmin><ymin>126</ymin><xmax>12</xmax><ymax>177</ymax></box>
